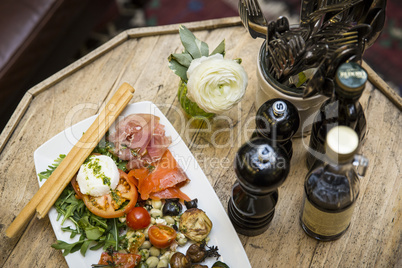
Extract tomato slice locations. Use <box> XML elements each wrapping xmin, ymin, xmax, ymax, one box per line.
<box><xmin>148</xmin><ymin>225</ymin><xmax>177</xmax><ymax>249</ymax></box>
<box><xmin>72</xmin><ymin>169</ymin><xmax>138</xmax><ymax>218</ymax></box>
<box><xmin>126</xmin><ymin>207</ymin><xmax>151</xmax><ymax>230</ymax></box>
<box><xmin>98</xmin><ymin>251</ymin><xmax>141</xmax><ymax>268</ymax></box>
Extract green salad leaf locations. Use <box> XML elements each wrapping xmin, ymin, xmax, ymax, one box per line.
<box><xmin>38</xmin><ymin>154</ymin><xmax>66</xmax><ymax>181</ymax></box>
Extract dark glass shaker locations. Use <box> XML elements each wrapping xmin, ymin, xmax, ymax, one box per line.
<box><xmin>228</xmin><ymin>137</ymin><xmax>290</xmax><ymax>236</ymax></box>
<box><xmin>254</xmin><ymin>99</ymin><xmax>300</xmax><ymax>160</ymax></box>
<box><xmin>306</xmin><ymin>62</ymin><xmax>367</xmax><ymax>170</ymax></box>
<box><xmin>300</xmin><ymin>126</ymin><xmax>368</xmax><ymax>241</ymax></box>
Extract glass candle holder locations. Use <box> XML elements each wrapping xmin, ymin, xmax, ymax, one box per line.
<box><xmin>177</xmin><ymin>80</ymin><xmax>215</xmax><ymax>118</ymax></box>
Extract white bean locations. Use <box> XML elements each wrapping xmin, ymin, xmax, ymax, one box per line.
<box><xmin>177</xmin><ymin>237</ymin><xmax>188</xmax><ymax>246</ymax></box>
<box><xmin>146</xmin><ymin>256</ymin><xmax>159</xmax><ymax>268</ymax></box>
<box><xmin>126</xmin><ymin>230</ymin><xmax>135</xmax><ymax>239</ymax></box>
<box><xmin>152</xmin><ymin>200</ymin><xmax>162</xmax><ymax>209</ymax></box>
<box><xmin>150</xmin><ymin>208</ymin><xmax>163</xmax><ymax>218</ymax></box>
<box><xmin>144</xmin><ymin>225</ymin><xmax>151</xmax><ymax>238</ymax></box>
<box><xmin>140</xmin><ymin>240</ymin><xmax>152</xmax><ymax>249</ymax></box>
<box><xmin>139</xmin><ymin>249</ymin><xmax>149</xmax><ymax>260</ymax></box>
<box><xmin>155</xmin><ymin>218</ymin><xmax>167</xmax><ymax>225</ymax></box>
<box><xmin>149</xmin><ymin>246</ymin><xmax>160</xmax><ymax>257</ymax></box>
<box><xmin>160</xmin><ymin>251</ymin><xmax>171</xmax><ymax>261</ymax></box>
<box><xmin>163</xmin><ymin>216</ymin><xmax>175</xmax><ymax>225</ymax></box>
<box><xmin>157</xmin><ymin>258</ymin><xmax>169</xmax><ymax>268</ymax></box>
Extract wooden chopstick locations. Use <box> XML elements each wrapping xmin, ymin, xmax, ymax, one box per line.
<box><xmin>6</xmin><ymin>83</ymin><xmax>135</xmax><ymax>238</ymax></box>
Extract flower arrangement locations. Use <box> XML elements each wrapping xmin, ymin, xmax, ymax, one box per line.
<box><xmin>168</xmin><ymin>25</ymin><xmax>248</xmax><ymax>117</ymax></box>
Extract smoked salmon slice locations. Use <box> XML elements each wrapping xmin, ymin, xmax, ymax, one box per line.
<box><xmin>149</xmin><ymin>186</ymin><xmax>191</xmax><ymax>201</ymax></box>
<box><xmin>133</xmin><ymin>150</ymin><xmax>189</xmax><ymax>200</ymax></box>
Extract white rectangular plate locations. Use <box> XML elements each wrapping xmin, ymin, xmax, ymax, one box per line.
<box><xmin>34</xmin><ymin>101</ymin><xmax>251</xmax><ymax>268</ymax></box>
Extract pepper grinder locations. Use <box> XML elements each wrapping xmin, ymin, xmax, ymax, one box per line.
<box><xmin>228</xmin><ymin>137</ymin><xmax>290</xmax><ymax>236</ymax></box>
<box><xmin>253</xmin><ymin>99</ymin><xmax>300</xmax><ymax>160</ymax></box>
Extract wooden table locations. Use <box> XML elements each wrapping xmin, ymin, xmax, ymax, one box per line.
<box><xmin>1</xmin><ymin>17</ymin><xmax>401</xmax><ymax>268</ymax></box>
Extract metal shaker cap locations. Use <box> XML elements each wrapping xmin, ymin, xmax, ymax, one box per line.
<box><xmin>325</xmin><ymin>126</ymin><xmax>359</xmax><ymax>163</ymax></box>
<box><xmin>255</xmin><ymin>98</ymin><xmax>300</xmax><ymax>141</ymax></box>
<box><xmin>335</xmin><ymin>62</ymin><xmax>367</xmax><ymax>97</ymax></box>
<box><xmin>272</xmin><ymin>100</ymin><xmax>287</xmax><ymax>116</ymax></box>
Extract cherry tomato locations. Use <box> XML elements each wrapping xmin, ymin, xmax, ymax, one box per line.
<box><xmin>126</xmin><ymin>207</ymin><xmax>151</xmax><ymax>230</ymax></box>
<box><xmin>72</xmin><ymin>169</ymin><xmax>138</xmax><ymax>218</ymax></box>
<box><xmin>127</xmin><ymin>232</ymin><xmax>146</xmax><ymax>254</ymax></box>
<box><xmin>98</xmin><ymin>251</ymin><xmax>141</xmax><ymax>268</ymax></box>
<box><xmin>148</xmin><ymin>225</ymin><xmax>177</xmax><ymax>249</ymax></box>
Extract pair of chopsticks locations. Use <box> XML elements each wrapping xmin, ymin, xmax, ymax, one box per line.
<box><xmin>6</xmin><ymin>83</ymin><xmax>135</xmax><ymax>238</ymax></box>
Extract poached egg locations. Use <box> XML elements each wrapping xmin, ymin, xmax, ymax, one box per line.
<box><xmin>76</xmin><ymin>155</ymin><xmax>120</xmax><ymax>197</ymax></box>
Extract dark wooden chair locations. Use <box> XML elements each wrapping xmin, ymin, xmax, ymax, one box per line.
<box><xmin>0</xmin><ymin>0</ymin><xmax>118</xmax><ymax>131</ymax></box>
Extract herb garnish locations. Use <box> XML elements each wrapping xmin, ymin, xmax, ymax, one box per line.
<box><xmin>92</xmin><ymin>140</ymin><xmax>128</xmax><ymax>172</ymax></box>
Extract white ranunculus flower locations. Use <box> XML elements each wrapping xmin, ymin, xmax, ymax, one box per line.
<box><xmin>186</xmin><ymin>53</ymin><xmax>248</xmax><ymax>114</ymax></box>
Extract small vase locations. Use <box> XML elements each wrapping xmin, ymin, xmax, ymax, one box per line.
<box><xmin>177</xmin><ymin>80</ymin><xmax>215</xmax><ymax>118</ymax></box>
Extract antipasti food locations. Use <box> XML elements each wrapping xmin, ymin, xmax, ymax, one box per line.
<box><xmin>40</xmin><ymin>113</ymin><xmax>228</xmax><ymax>268</ymax></box>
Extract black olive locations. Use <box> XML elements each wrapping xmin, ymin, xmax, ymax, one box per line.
<box><xmin>184</xmin><ymin>198</ymin><xmax>198</xmax><ymax>209</ymax></box>
<box><xmin>170</xmin><ymin>252</ymin><xmax>191</xmax><ymax>268</ymax></box>
<box><xmin>172</xmin><ymin>224</ymin><xmax>178</xmax><ymax>231</ymax></box>
<box><xmin>162</xmin><ymin>199</ymin><xmax>182</xmax><ymax>216</ymax></box>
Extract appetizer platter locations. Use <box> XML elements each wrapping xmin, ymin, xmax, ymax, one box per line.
<box><xmin>34</xmin><ymin>101</ymin><xmax>251</xmax><ymax>268</ymax></box>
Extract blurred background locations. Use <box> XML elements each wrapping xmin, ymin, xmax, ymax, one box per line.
<box><xmin>0</xmin><ymin>0</ymin><xmax>401</xmax><ymax>132</ymax></box>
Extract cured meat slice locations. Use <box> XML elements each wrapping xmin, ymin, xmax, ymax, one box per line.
<box><xmin>149</xmin><ymin>187</ymin><xmax>191</xmax><ymax>201</ymax></box>
<box><xmin>109</xmin><ymin>114</ymin><xmax>159</xmax><ymax>151</ymax></box>
<box><xmin>146</xmin><ymin>123</ymin><xmax>172</xmax><ymax>161</ymax></box>
<box><xmin>133</xmin><ymin>150</ymin><xmax>189</xmax><ymax>200</ymax></box>
<box><xmin>108</xmin><ymin>114</ymin><xmax>172</xmax><ymax>168</ymax></box>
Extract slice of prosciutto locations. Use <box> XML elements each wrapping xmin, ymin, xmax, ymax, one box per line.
<box><xmin>132</xmin><ymin>150</ymin><xmax>190</xmax><ymax>200</ymax></box>
<box><xmin>109</xmin><ymin>114</ymin><xmax>158</xmax><ymax>150</ymax></box>
<box><xmin>108</xmin><ymin>114</ymin><xmax>171</xmax><ymax>168</ymax></box>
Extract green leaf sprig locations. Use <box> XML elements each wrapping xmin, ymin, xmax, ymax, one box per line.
<box><xmin>168</xmin><ymin>25</ymin><xmax>225</xmax><ymax>82</ymax></box>
<box><xmin>38</xmin><ymin>154</ymin><xmax>66</xmax><ymax>181</ymax></box>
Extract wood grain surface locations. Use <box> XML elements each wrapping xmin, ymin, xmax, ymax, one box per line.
<box><xmin>0</xmin><ymin>17</ymin><xmax>401</xmax><ymax>268</ymax></box>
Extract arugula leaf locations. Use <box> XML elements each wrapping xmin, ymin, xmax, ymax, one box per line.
<box><xmin>80</xmin><ymin>240</ymin><xmax>93</xmax><ymax>256</ymax></box>
<box><xmin>78</xmin><ymin>216</ymin><xmax>105</xmax><ymax>240</ymax></box>
<box><xmin>52</xmin><ymin>240</ymin><xmax>88</xmax><ymax>256</ymax></box>
<box><xmin>38</xmin><ymin>154</ymin><xmax>66</xmax><ymax>181</ymax></box>
<box><xmin>179</xmin><ymin>25</ymin><xmax>209</xmax><ymax>59</ymax></box>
